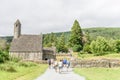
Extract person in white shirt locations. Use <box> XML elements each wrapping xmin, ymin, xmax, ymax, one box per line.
<box><xmin>51</xmin><ymin>58</ymin><xmax>54</xmax><ymax>69</ymax></box>
<box><xmin>54</xmin><ymin>59</ymin><xmax>58</xmax><ymax>72</ymax></box>
<box><xmin>58</xmin><ymin>60</ymin><xmax>63</xmax><ymax>73</ymax></box>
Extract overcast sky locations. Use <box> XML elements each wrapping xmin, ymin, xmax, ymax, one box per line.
<box><xmin>0</xmin><ymin>0</ymin><xmax>120</xmax><ymax>36</ymax></box>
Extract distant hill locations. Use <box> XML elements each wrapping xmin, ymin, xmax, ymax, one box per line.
<box><xmin>83</xmin><ymin>27</ymin><xmax>120</xmax><ymax>40</ymax></box>
<box><xmin>0</xmin><ymin>36</ymin><xmax>13</xmax><ymax>43</ymax></box>
<box><xmin>53</xmin><ymin>27</ymin><xmax>120</xmax><ymax>41</ymax></box>
<box><xmin>1</xmin><ymin>27</ymin><xmax>120</xmax><ymax>43</ymax></box>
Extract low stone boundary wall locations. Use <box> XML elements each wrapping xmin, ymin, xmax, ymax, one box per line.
<box><xmin>71</xmin><ymin>59</ymin><xmax>120</xmax><ymax>68</ymax></box>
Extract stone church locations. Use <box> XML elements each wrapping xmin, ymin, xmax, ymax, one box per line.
<box><xmin>9</xmin><ymin>20</ymin><xmax>56</xmax><ymax>60</ymax></box>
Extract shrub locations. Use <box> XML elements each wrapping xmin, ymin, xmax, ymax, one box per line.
<box><xmin>72</xmin><ymin>45</ymin><xmax>82</xmax><ymax>52</ymax></box>
<box><xmin>19</xmin><ymin>62</ymin><xmax>28</xmax><ymax>67</ymax></box>
<box><xmin>64</xmin><ymin>46</ymin><xmax>68</xmax><ymax>53</ymax></box>
<box><xmin>83</xmin><ymin>44</ymin><xmax>91</xmax><ymax>53</ymax></box>
<box><xmin>9</xmin><ymin>56</ymin><xmax>21</xmax><ymax>62</ymax></box>
<box><xmin>0</xmin><ymin>64</ymin><xmax>5</xmax><ymax>70</ymax></box>
<box><xmin>46</xmin><ymin>43</ymin><xmax>52</xmax><ymax>47</ymax></box>
<box><xmin>78</xmin><ymin>52</ymin><xmax>85</xmax><ymax>58</ymax></box>
<box><xmin>28</xmin><ymin>62</ymin><xmax>37</xmax><ymax>66</ymax></box>
<box><xmin>0</xmin><ymin>64</ymin><xmax>16</xmax><ymax>72</ymax></box>
<box><xmin>19</xmin><ymin>62</ymin><xmax>37</xmax><ymax>67</ymax></box>
<box><xmin>6</xmin><ymin>66</ymin><xmax>16</xmax><ymax>72</ymax></box>
<box><xmin>57</xmin><ymin>46</ymin><xmax>68</xmax><ymax>53</ymax></box>
<box><xmin>115</xmin><ymin>40</ymin><xmax>120</xmax><ymax>53</ymax></box>
<box><xmin>0</xmin><ymin>50</ymin><xmax>9</xmax><ymax>63</ymax></box>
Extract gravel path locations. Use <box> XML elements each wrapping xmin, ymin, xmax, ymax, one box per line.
<box><xmin>35</xmin><ymin>68</ymin><xmax>85</xmax><ymax>80</ymax></box>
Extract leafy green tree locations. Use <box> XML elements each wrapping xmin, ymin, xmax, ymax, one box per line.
<box><xmin>83</xmin><ymin>44</ymin><xmax>91</xmax><ymax>53</ymax></box>
<box><xmin>49</xmin><ymin>32</ymin><xmax>57</xmax><ymax>46</ymax></box>
<box><xmin>43</xmin><ymin>34</ymin><xmax>50</xmax><ymax>47</ymax></box>
<box><xmin>107</xmin><ymin>39</ymin><xmax>116</xmax><ymax>52</ymax></box>
<box><xmin>0</xmin><ymin>39</ymin><xmax>9</xmax><ymax>63</ymax></box>
<box><xmin>0</xmin><ymin>50</ymin><xmax>9</xmax><ymax>63</ymax></box>
<box><xmin>90</xmin><ymin>36</ymin><xmax>109</xmax><ymax>55</ymax></box>
<box><xmin>72</xmin><ymin>44</ymin><xmax>82</xmax><ymax>52</ymax></box>
<box><xmin>115</xmin><ymin>40</ymin><xmax>120</xmax><ymax>53</ymax></box>
<box><xmin>43</xmin><ymin>32</ymin><xmax>57</xmax><ymax>47</ymax></box>
<box><xmin>85</xmin><ymin>32</ymin><xmax>91</xmax><ymax>44</ymax></box>
<box><xmin>90</xmin><ymin>40</ymin><xmax>96</xmax><ymax>53</ymax></box>
<box><xmin>56</xmin><ymin>33</ymin><xmax>68</xmax><ymax>53</ymax></box>
<box><xmin>69</xmin><ymin>20</ymin><xmax>83</xmax><ymax>52</ymax></box>
<box><xmin>83</xmin><ymin>32</ymin><xmax>91</xmax><ymax>53</ymax></box>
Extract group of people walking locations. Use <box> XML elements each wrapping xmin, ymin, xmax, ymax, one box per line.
<box><xmin>48</xmin><ymin>58</ymin><xmax>70</xmax><ymax>73</ymax></box>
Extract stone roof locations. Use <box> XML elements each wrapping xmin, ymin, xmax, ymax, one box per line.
<box><xmin>10</xmin><ymin>35</ymin><xmax>42</xmax><ymax>52</ymax></box>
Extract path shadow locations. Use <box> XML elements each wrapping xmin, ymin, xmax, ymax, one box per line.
<box><xmin>59</xmin><ymin>72</ymin><xmax>69</xmax><ymax>74</ymax></box>
<box><xmin>59</xmin><ymin>69</ymin><xmax>73</xmax><ymax>74</ymax></box>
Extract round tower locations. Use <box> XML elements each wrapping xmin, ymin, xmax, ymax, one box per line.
<box><xmin>14</xmin><ymin>19</ymin><xmax>21</xmax><ymax>39</ymax></box>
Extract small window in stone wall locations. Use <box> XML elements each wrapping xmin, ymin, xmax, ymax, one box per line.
<box><xmin>45</xmin><ymin>58</ymin><xmax>48</xmax><ymax>60</ymax></box>
<box><xmin>16</xmin><ymin>24</ymin><xmax>17</xmax><ymax>27</ymax></box>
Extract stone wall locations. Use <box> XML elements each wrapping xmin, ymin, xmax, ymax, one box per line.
<box><xmin>71</xmin><ymin>59</ymin><xmax>120</xmax><ymax>68</ymax></box>
<box><xmin>43</xmin><ymin>48</ymin><xmax>56</xmax><ymax>60</ymax></box>
<box><xmin>9</xmin><ymin>52</ymin><xmax>42</xmax><ymax>60</ymax></box>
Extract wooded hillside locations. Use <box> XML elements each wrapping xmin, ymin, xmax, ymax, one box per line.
<box><xmin>1</xmin><ymin>27</ymin><xmax>120</xmax><ymax>43</ymax></box>
<box><xmin>53</xmin><ymin>27</ymin><xmax>120</xmax><ymax>42</ymax></box>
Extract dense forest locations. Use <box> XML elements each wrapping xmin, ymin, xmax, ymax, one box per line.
<box><xmin>43</xmin><ymin>27</ymin><xmax>120</xmax><ymax>46</ymax></box>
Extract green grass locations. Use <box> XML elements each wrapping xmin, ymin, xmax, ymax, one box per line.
<box><xmin>74</xmin><ymin>53</ymin><xmax>120</xmax><ymax>80</ymax></box>
<box><xmin>0</xmin><ymin>61</ymin><xmax>48</xmax><ymax>80</ymax></box>
<box><xmin>74</xmin><ymin>68</ymin><xmax>120</xmax><ymax>80</ymax></box>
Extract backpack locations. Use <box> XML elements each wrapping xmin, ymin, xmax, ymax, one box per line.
<box><xmin>63</xmin><ymin>59</ymin><xmax>67</xmax><ymax>64</ymax></box>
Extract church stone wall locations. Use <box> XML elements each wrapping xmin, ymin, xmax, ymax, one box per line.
<box><xmin>9</xmin><ymin>52</ymin><xmax>43</xmax><ymax>60</ymax></box>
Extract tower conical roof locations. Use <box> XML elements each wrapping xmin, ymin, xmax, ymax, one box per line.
<box><xmin>14</xmin><ymin>19</ymin><xmax>21</xmax><ymax>25</ymax></box>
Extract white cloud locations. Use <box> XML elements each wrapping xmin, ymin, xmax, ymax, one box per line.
<box><xmin>0</xmin><ymin>0</ymin><xmax>120</xmax><ymax>36</ymax></box>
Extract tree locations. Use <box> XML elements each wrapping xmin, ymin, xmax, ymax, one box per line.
<box><xmin>90</xmin><ymin>36</ymin><xmax>109</xmax><ymax>55</ymax></box>
<box><xmin>0</xmin><ymin>50</ymin><xmax>9</xmax><ymax>63</ymax></box>
<box><xmin>83</xmin><ymin>44</ymin><xmax>91</xmax><ymax>53</ymax></box>
<box><xmin>107</xmin><ymin>38</ymin><xmax>116</xmax><ymax>52</ymax></box>
<box><xmin>115</xmin><ymin>40</ymin><xmax>120</xmax><ymax>53</ymax></box>
<box><xmin>43</xmin><ymin>34</ymin><xmax>48</xmax><ymax>45</ymax></box>
<box><xmin>83</xmin><ymin>32</ymin><xmax>91</xmax><ymax>53</ymax></box>
<box><xmin>0</xmin><ymin>39</ymin><xmax>9</xmax><ymax>63</ymax></box>
<box><xmin>49</xmin><ymin>32</ymin><xmax>57</xmax><ymax>46</ymax></box>
<box><xmin>43</xmin><ymin>32</ymin><xmax>57</xmax><ymax>47</ymax></box>
<box><xmin>56</xmin><ymin>33</ymin><xmax>68</xmax><ymax>53</ymax></box>
<box><xmin>85</xmin><ymin>32</ymin><xmax>91</xmax><ymax>44</ymax></box>
<box><xmin>69</xmin><ymin>20</ymin><xmax>83</xmax><ymax>52</ymax></box>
